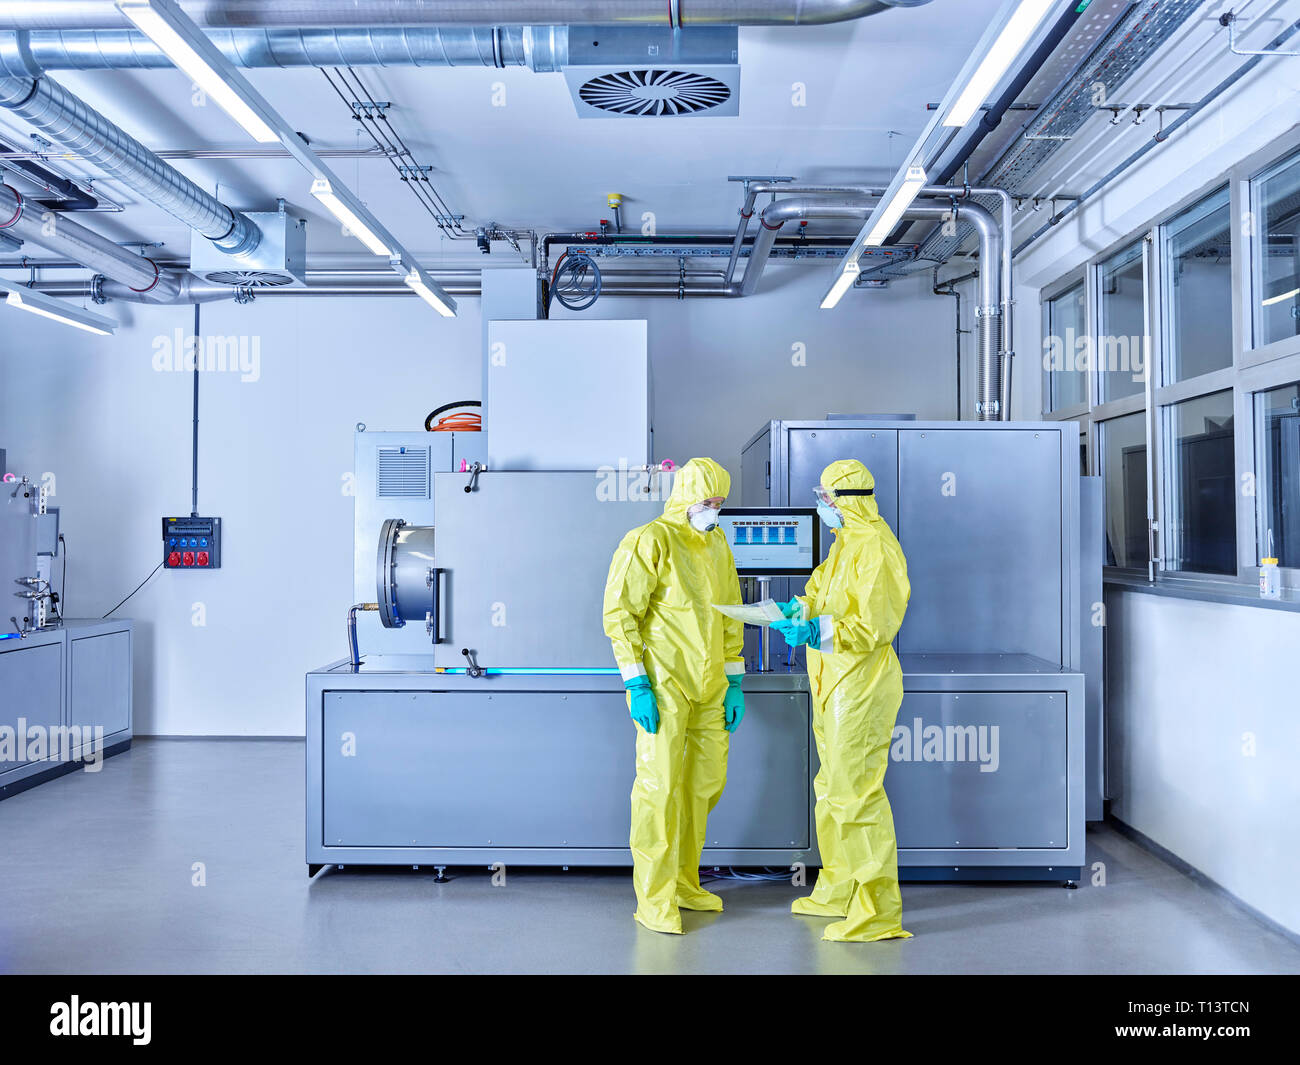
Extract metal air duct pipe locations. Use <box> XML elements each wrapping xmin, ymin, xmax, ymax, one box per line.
<box><xmin>730</xmin><ymin>182</ymin><xmax>1015</xmax><ymax>418</ymax></box>
<box><xmin>741</xmin><ymin>195</ymin><xmax>1005</xmax><ymax>419</ymax></box>
<box><xmin>0</xmin><ymin>181</ymin><xmax>182</xmax><ymax>299</ymax></box>
<box><xmin>0</xmin><ymin>66</ymin><xmax>261</xmax><ymax>257</ymax></box>
<box><xmin>0</xmin><ymin>2</ymin><xmax>932</xmax><ymax>31</ymax></box>
<box><xmin>14</xmin><ymin>26</ymin><xmax>568</xmax><ymax>72</ymax></box>
<box><xmin>27</xmin><ymin>271</ymin><xmax>744</xmax><ymax>301</ymax></box>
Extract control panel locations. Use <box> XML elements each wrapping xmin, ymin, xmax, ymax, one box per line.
<box><xmin>162</xmin><ymin>515</ymin><xmax>222</xmax><ymax>569</ymax></box>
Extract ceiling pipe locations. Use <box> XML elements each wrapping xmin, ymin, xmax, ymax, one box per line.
<box><xmin>15</xmin><ymin>26</ymin><xmax>567</xmax><ymax>72</ymax></box>
<box><xmin>0</xmin><ymin>180</ymin><xmax>181</xmax><ymax>299</ymax></box>
<box><xmin>0</xmin><ymin>2</ymin><xmax>932</xmax><ymax>32</ymax></box>
<box><xmin>726</xmin><ymin>180</ymin><xmax>1015</xmax><ymax>417</ymax></box>
<box><xmin>29</xmin><ymin>272</ymin><xmax>741</xmax><ymax>301</ymax></box>
<box><xmin>741</xmin><ymin>195</ymin><xmax>1007</xmax><ymax>419</ymax></box>
<box><xmin>0</xmin><ymin>62</ymin><xmax>261</xmax><ymax>257</ymax></box>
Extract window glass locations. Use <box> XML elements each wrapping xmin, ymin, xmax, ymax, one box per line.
<box><xmin>1045</xmin><ymin>282</ymin><xmax>1088</xmax><ymax>411</ymax></box>
<box><xmin>1099</xmin><ymin>412</ymin><xmax>1149</xmax><ymax>569</ymax></box>
<box><xmin>1098</xmin><ymin>242</ymin><xmax>1147</xmax><ymax>402</ymax></box>
<box><xmin>1254</xmin><ymin>382</ymin><xmax>1300</xmax><ymax>568</ymax></box>
<box><xmin>1164</xmin><ymin>391</ymin><xmax>1236</xmax><ymax>575</ymax></box>
<box><xmin>1253</xmin><ymin>150</ymin><xmax>1300</xmax><ymax>349</ymax></box>
<box><xmin>1164</xmin><ymin>188</ymin><xmax>1233</xmax><ymax>382</ymax></box>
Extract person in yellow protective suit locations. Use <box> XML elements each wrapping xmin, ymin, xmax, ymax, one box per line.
<box><xmin>602</xmin><ymin>457</ymin><xmax>746</xmax><ymax>935</ymax></box>
<box><xmin>772</xmin><ymin>459</ymin><xmax>912</xmax><ymax>943</ymax></box>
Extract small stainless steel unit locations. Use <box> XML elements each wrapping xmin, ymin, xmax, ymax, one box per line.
<box><xmin>741</xmin><ymin>418</ymin><xmax>1104</xmax><ymax>821</ymax></box>
<box><xmin>0</xmin><ymin>618</ymin><xmax>133</xmax><ymax>800</ymax></box>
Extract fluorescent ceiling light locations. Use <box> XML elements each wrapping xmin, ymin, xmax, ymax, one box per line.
<box><xmin>1262</xmin><ymin>287</ymin><xmax>1300</xmax><ymax>307</ymax></box>
<box><xmin>863</xmin><ymin>165</ymin><xmax>928</xmax><ymax>248</ymax></box>
<box><xmin>943</xmin><ymin>0</ymin><xmax>1057</xmax><ymax>128</ymax></box>
<box><xmin>404</xmin><ymin>270</ymin><xmax>456</xmax><ymax>318</ymax></box>
<box><xmin>311</xmin><ymin>178</ymin><xmax>392</xmax><ymax>257</ymax></box>
<box><xmin>5</xmin><ymin>287</ymin><xmax>117</xmax><ymax>335</ymax></box>
<box><xmin>116</xmin><ymin>0</ymin><xmax>279</xmax><ymax>143</ymax></box>
<box><xmin>820</xmin><ymin>260</ymin><xmax>861</xmax><ymax>311</ymax></box>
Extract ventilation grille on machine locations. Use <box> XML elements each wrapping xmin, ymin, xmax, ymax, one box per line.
<box><xmin>566</xmin><ymin>65</ymin><xmax>740</xmax><ymax>118</ymax></box>
<box><xmin>376</xmin><ymin>446</ymin><xmax>431</xmax><ymax>499</ymax></box>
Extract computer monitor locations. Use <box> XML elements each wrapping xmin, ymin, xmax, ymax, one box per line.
<box><xmin>719</xmin><ymin>507</ymin><xmax>820</xmax><ymax>577</ymax></box>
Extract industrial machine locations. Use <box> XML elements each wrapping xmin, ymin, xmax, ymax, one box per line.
<box><xmin>741</xmin><ymin>419</ymin><xmax>1106</xmax><ymax>821</ymax></box>
<box><xmin>2</xmin><ymin>451</ymin><xmax>133</xmax><ymax>798</ymax></box>
<box><xmin>307</xmin><ymin>322</ymin><xmax>1095</xmax><ymax>884</ymax></box>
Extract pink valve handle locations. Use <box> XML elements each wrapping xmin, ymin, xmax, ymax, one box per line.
<box><xmin>658</xmin><ymin>459</ymin><xmax>676</xmax><ymax>472</ymax></box>
<box><xmin>459</xmin><ymin>459</ymin><xmax>468</xmax><ymax>472</ymax></box>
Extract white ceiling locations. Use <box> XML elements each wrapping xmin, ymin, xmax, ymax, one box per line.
<box><xmin>0</xmin><ymin>1</ymin><xmax>1008</xmax><ymax>267</ymax></box>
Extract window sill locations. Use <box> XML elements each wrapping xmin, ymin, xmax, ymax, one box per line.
<box><xmin>1104</xmin><ymin>570</ymin><xmax>1300</xmax><ymax>613</ymax></box>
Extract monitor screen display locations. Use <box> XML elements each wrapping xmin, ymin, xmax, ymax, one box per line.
<box><xmin>719</xmin><ymin>508</ymin><xmax>819</xmax><ymax>576</ymax></box>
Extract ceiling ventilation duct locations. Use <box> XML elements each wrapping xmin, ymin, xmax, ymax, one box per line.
<box><xmin>562</xmin><ymin>25</ymin><xmax>739</xmax><ymax>117</ymax></box>
<box><xmin>189</xmin><ymin>207</ymin><xmax>306</xmax><ymax>288</ymax></box>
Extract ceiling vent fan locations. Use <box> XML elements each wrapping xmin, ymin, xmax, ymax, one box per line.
<box><xmin>572</xmin><ymin>68</ymin><xmax>736</xmax><ymax>117</ymax></box>
<box><xmin>561</xmin><ymin>27</ymin><xmax>740</xmax><ymax>118</ymax></box>
<box><xmin>189</xmin><ymin>209</ymin><xmax>307</xmax><ymax>288</ymax></box>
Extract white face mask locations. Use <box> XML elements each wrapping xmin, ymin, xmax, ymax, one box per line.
<box><xmin>688</xmin><ymin>506</ymin><xmax>721</xmax><ymax>533</ymax></box>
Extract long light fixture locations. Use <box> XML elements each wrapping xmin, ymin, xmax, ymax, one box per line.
<box><xmin>404</xmin><ymin>269</ymin><xmax>456</xmax><ymax>318</ymax></box>
<box><xmin>820</xmin><ymin>260</ymin><xmax>861</xmax><ymax>311</ymax></box>
<box><xmin>311</xmin><ymin>178</ymin><xmax>392</xmax><ymax>257</ymax></box>
<box><xmin>1263</xmin><ymin>287</ymin><xmax>1300</xmax><ymax>307</ymax></box>
<box><xmin>115</xmin><ymin>0</ymin><xmax>456</xmax><ymax>317</ymax></box>
<box><xmin>116</xmin><ymin>0</ymin><xmax>279</xmax><ymax>143</ymax></box>
<box><xmin>4</xmin><ymin>287</ymin><xmax>117</xmax><ymax>335</ymax></box>
<box><xmin>943</xmin><ymin>0</ymin><xmax>1058</xmax><ymax>128</ymax></box>
<box><xmin>864</xmin><ymin>165</ymin><xmax>928</xmax><ymax>248</ymax></box>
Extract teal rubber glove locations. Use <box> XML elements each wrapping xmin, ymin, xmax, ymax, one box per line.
<box><xmin>776</xmin><ymin>598</ymin><xmax>803</xmax><ymax>619</ymax></box>
<box><xmin>624</xmin><ymin>676</ymin><xmax>659</xmax><ymax>734</ymax></box>
<box><xmin>724</xmin><ymin>675</ymin><xmax>745</xmax><ymax>733</ymax></box>
<box><xmin>773</xmin><ymin>616</ymin><xmax>820</xmax><ymax>649</ymax></box>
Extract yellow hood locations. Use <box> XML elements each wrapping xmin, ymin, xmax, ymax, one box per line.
<box><xmin>821</xmin><ymin>458</ymin><xmax>879</xmax><ymax>529</ymax></box>
<box><xmin>664</xmin><ymin>457</ymin><xmax>732</xmax><ymax>525</ymax></box>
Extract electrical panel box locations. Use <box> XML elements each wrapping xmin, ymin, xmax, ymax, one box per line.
<box><xmin>162</xmin><ymin>515</ymin><xmax>221</xmax><ymax>569</ymax></box>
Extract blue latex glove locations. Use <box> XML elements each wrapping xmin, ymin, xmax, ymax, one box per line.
<box><xmin>624</xmin><ymin>676</ymin><xmax>659</xmax><ymax>734</ymax></box>
<box><xmin>776</xmin><ymin>598</ymin><xmax>803</xmax><ymax>619</ymax></box>
<box><xmin>724</xmin><ymin>675</ymin><xmax>745</xmax><ymax>733</ymax></box>
<box><xmin>773</xmin><ymin>616</ymin><xmax>820</xmax><ymax>649</ymax></box>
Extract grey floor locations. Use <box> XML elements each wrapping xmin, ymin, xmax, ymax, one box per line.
<box><xmin>0</xmin><ymin>739</ymin><xmax>1297</xmax><ymax>975</ymax></box>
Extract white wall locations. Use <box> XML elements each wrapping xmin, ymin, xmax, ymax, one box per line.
<box><xmin>1</xmin><ymin>264</ymin><xmax>963</xmax><ymax>735</ymax></box>
<box><xmin>1106</xmin><ymin>588</ymin><xmax>1300</xmax><ymax>935</ymax></box>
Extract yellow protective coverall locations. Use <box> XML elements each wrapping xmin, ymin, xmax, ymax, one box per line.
<box><xmin>602</xmin><ymin>457</ymin><xmax>745</xmax><ymax>934</ymax></box>
<box><xmin>793</xmin><ymin>459</ymin><xmax>912</xmax><ymax>942</ymax></box>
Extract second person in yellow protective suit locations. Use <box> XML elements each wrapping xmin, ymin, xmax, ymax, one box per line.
<box><xmin>602</xmin><ymin>457</ymin><xmax>745</xmax><ymax>935</ymax></box>
<box><xmin>772</xmin><ymin>458</ymin><xmax>912</xmax><ymax>943</ymax></box>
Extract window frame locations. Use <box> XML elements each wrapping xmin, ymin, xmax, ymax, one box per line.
<box><xmin>1244</xmin><ymin>130</ymin><xmax>1300</xmax><ymax>366</ymax></box>
<box><xmin>1040</xmin><ymin>267</ymin><xmax>1092</xmax><ymax>421</ymax></box>
<box><xmin>1038</xmin><ymin>126</ymin><xmax>1300</xmax><ymax>593</ymax></box>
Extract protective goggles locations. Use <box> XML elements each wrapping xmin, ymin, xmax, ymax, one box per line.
<box><xmin>813</xmin><ymin>485</ymin><xmax>874</xmax><ymax>507</ymax></box>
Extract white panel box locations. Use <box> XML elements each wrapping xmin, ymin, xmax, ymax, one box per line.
<box><xmin>487</xmin><ymin>319</ymin><xmax>650</xmax><ymax>470</ymax></box>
